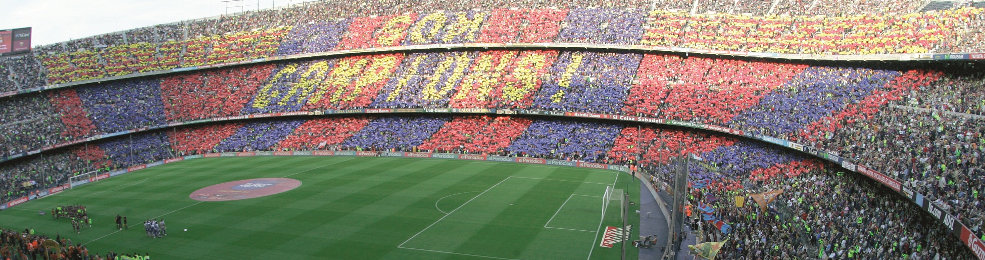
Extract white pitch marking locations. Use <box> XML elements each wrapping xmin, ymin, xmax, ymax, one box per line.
<box><xmin>398</xmin><ymin>247</ymin><xmax>520</xmax><ymax>260</ymax></box>
<box><xmin>587</xmin><ymin>171</ymin><xmax>620</xmax><ymax>259</ymax></box>
<box><xmin>508</xmin><ymin>176</ymin><xmax>610</xmax><ymax>185</ymax></box>
<box><xmin>398</xmin><ymin>177</ymin><xmax>511</xmax><ymax>249</ymax></box>
<box><xmin>544</xmin><ymin>226</ymin><xmax>596</xmax><ymax>232</ymax></box>
<box><xmin>544</xmin><ymin>194</ymin><xmax>576</xmax><ymax>228</ymax></box>
<box><xmin>433</xmin><ymin>191</ymin><xmax>478</xmax><ymax>215</ymax></box>
<box><xmin>85</xmin><ymin>201</ymin><xmax>204</xmax><ymax>246</ymax></box>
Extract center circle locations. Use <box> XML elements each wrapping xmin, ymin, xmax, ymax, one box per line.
<box><xmin>190</xmin><ymin>178</ymin><xmax>301</xmax><ymax>202</ymax></box>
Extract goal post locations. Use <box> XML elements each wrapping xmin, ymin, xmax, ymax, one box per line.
<box><xmin>603</xmin><ymin>186</ymin><xmax>625</xmax><ymax>219</ymax></box>
<box><xmin>597</xmin><ymin>185</ymin><xmax>631</xmax><ymax>251</ymax></box>
<box><xmin>69</xmin><ymin>171</ymin><xmax>97</xmax><ymax>189</ymax></box>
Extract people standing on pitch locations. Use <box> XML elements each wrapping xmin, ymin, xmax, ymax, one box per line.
<box><xmin>116</xmin><ymin>214</ymin><xmax>123</xmax><ymax>230</ymax></box>
<box><xmin>144</xmin><ymin>220</ymin><xmax>152</xmax><ymax>237</ymax></box>
<box><xmin>160</xmin><ymin>219</ymin><xmax>167</xmax><ymax>237</ymax></box>
<box><xmin>144</xmin><ymin>219</ymin><xmax>167</xmax><ymax>238</ymax></box>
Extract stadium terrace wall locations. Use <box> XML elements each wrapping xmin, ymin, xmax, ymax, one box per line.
<box><xmin>2</xmin><ymin>109</ymin><xmax>983</xmax><ymax>258</ymax></box>
<box><xmin>4</xmin><ymin>42</ymin><xmax>985</xmax><ymax>99</ymax></box>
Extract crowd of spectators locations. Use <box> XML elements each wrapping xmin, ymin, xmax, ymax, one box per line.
<box><xmin>341</xmin><ymin>116</ymin><xmax>449</xmax><ymax>151</ymax></box>
<box><xmin>680</xmin><ymin>145</ymin><xmax>974</xmax><ymax>258</ymax></box>
<box><xmin>799</xmin><ymin>97</ymin><xmax>985</xmax><ymax>240</ymax></box>
<box><xmin>606</xmin><ymin>127</ymin><xmax>735</xmax><ymax>166</ymax></box>
<box><xmin>896</xmin><ymin>71</ymin><xmax>985</xmax><ymax>116</ymax></box>
<box><xmin>0</xmin><ymin>0</ymin><xmax>980</xmax><ymax>90</ymax></box>
<box><xmin>1</xmin><ymin>227</ymin><xmax>148</xmax><ymax>259</ymax></box>
<box><xmin>48</xmin><ymin>89</ymin><xmax>100</xmax><ymax>140</ymax></box>
<box><xmin>160</xmin><ymin>65</ymin><xmax>276</xmax><ymax>122</ymax></box>
<box><xmin>275</xmin><ymin>117</ymin><xmax>371</xmax><ymax>151</ymax></box>
<box><xmin>0</xmin><ymin>152</ymin><xmax>74</xmax><ymax>203</ymax></box>
<box><xmin>504</xmin><ymin>119</ymin><xmax>623</xmax><ymax>162</ymax></box>
<box><xmin>75</xmin><ymin>79</ymin><xmax>168</xmax><ymax>134</ymax></box>
<box><xmin>98</xmin><ymin>132</ymin><xmax>173</xmax><ymax>169</ymax></box>
<box><xmin>0</xmin><ymin>55</ymin><xmax>45</xmax><ymax>93</ymax></box>
<box><xmin>448</xmin><ymin>50</ymin><xmax>558</xmax><ymax>109</ymax></box>
<box><xmin>0</xmin><ymin>93</ymin><xmax>65</xmax><ymax>158</ymax></box>
<box><xmin>418</xmin><ymin>116</ymin><xmax>532</xmax><ymax>154</ymax></box>
<box><xmin>532</xmin><ymin>52</ymin><xmax>641</xmax><ymax>114</ymax></box>
<box><xmin>0</xmin><ymin>46</ymin><xmax>983</xmax><ymax>257</ymax></box>
<box><xmin>622</xmin><ymin>54</ymin><xmax>807</xmax><ymax>124</ymax></box>
<box><xmin>214</xmin><ymin>120</ymin><xmax>306</xmax><ymax>152</ymax></box>
<box><xmin>169</xmin><ymin>123</ymin><xmax>243</xmax><ymax>155</ymax></box>
<box><xmin>728</xmin><ymin>67</ymin><xmax>901</xmax><ymax>139</ymax></box>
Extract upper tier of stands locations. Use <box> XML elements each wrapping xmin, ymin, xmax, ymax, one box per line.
<box><xmin>0</xmin><ymin>0</ymin><xmax>983</xmax><ymax>92</ymax></box>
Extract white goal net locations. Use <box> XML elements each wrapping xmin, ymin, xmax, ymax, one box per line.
<box><xmin>602</xmin><ymin>186</ymin><xmax>625</xmax><ymax>220</ymax></box>
<box><xmin>69</xmin><ymin>171</ymin><xmax>98</xmax><ymax>188</ymax></box>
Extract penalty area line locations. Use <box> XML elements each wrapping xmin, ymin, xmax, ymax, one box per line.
<box><xmin>544</xmin><ymin>194</ymin><xmax>575</xmax><ymax>228</ymax></box>
<box><xmin>508</xmin><ymin>176</ymin><xmax>611</xmax><ymax>185</ymax></box>
<box><xmin>544</xmin><ymin>194</ymin><xmax>600</xmax><ymax>233</ymax></box>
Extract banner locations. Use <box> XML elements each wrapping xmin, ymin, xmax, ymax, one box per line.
<box><xmin>545</xmin><ymin>160</ymin><xmax>575</xmax><ymax>167</ymax></box>
<box><xmin>6</xmin><ymin>197</ymin><xmax>28</xmax><ymax>208</ymax></box>
<box><xmin>577</xmin><ymin>162</ymin><xmax>607</xmax><ymax>169</ymax></box>
<box><xmin>856</xmin><ymin>166</ymin><xmax>900</xmax><ymax>191</ymax></box>
<box><xmin>0</xmin><ymin>30</ymin><xmax>10</xmax><ymax>54</ymax></box>
<box><xmin>734</xmin><ymin>196</ymin><xmax>745</xmax><ymax>207</ymax></box>
<box><xmin>127</xmin><ymin>164</ymin><xmax>147</xmax><ymax>172</ymax></box>
<box><xmin>12</xmin><ymin>27</ymin><xmax>32</xmax><ymax>52</ymax></box>
<box><xmin>751</xmin><ymin>189</ymin><xmax>783</xmax><ymax>211</ymax></box>
<box><xmin>688</xmin><ymin>241</ymin><xmax>726</xmax><ymax>260</ymax></box>
<box><xmin>960</xmin><ymin>226</ymin><xmax>985</xmax><ymax>259</ymax></box>
<box><xmin>381</xmin><ymin>151</ymin><xmax>404</xmax><ymax>157</ymax></box>
<box><xmin>459</xmin><ymin>154</ymin><xmax>486</xmax><ymax>160</ymax></box>
<box><xmin>355</xmin><ymin>151</ymin><xmax>378</xmax><ymax>156</ymax></box>
<box><xmin>48</xmin><ymin>184</ymin><xmax>70</xmax><ymax>195</ymax></box>
<box><xmin>432</xmin><ymin>153</ymin><xmax>457</xmax><ymax>159</ymax></box>
<box><xmin>364</xmin><ymin>108</ymin><xmax>392</xmax><ymax>113</ymax></box>
<box><xmin>516</xmin><ymin>157</ymin><xmax>546</xmax><ymax>164</ymax></box>
<box><xmin>404</xmin><ymin>152</ymin><xmax>431</xmax><ymax>158</ymax></box>
<box><xmin>486</xmin><ymin>155</ymin><xmax>514</xmax><ymax>162</ymax></box>
<box><xmin>164</xmin><ymin>158</ymin><xmax>184</xmax><ymax>164</ymax></box>
<box><xmin>599</xmin><ymin>226</ymin><xmax>631</xmax><ymax>248</ymax></box>
<box><xmin>90</xmin><ymin>173</ymin><xmax>110</xmax><ymax>183</ymax></box>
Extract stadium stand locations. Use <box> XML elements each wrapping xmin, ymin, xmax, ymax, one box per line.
<box><xmin>0</xmin><ymin>2</ymin><xmax>982</xmax><ymax>90</ymax></box>
<box><xmin>0</xmin><ymin>53</ymin><xmax>981</xmax><ymax>240</ymax></box>
<box><xmin>1</xmin><ymin>0</ymin><xmax>984</xmax><ymax>258</ymax></box>
<box><xmin>0</xmin><ymin>93</ymin><xmax>64</xmax><ymax>158</ymax></box>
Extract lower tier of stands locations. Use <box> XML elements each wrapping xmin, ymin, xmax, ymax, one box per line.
<box><xmin>0</xmin><ymin>115</ymin><xmax>977</xmax><ymax>258</ymax></box>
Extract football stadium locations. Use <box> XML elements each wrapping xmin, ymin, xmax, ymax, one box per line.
<box><xmin>0</xmin><ymin>0</ymin><xmax>983</xmax><ymax>259</ymax></box>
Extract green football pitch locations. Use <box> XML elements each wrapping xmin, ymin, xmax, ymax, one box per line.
<box><xmin>0</xmin><ymin>156</ymin><xmax>641</xmax><ymax>259</ymax></box>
